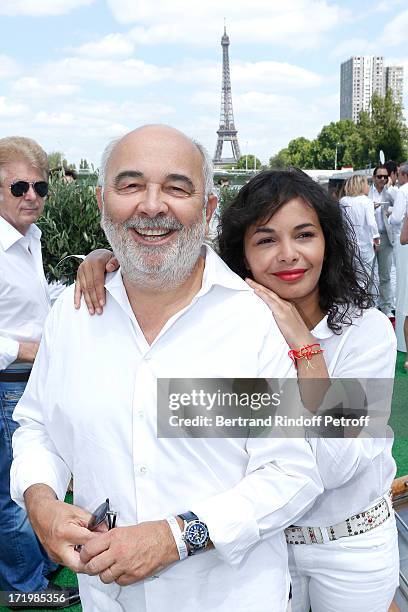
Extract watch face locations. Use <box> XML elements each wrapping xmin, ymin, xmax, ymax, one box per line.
<box><xmin>185</xmin><ymin>521</ymin><xmax>209</xmax><ymax>548</ymax></box>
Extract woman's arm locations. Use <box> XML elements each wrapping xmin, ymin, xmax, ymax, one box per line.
<box><xmin>74</xmin><ymin>249</ymin><xmax>118</xmax><ymax>314</ymax></box>
<box><xmin>245</xmin><ymin>278</ymin><xmax>330</xmax><ymax>412</ymax></box>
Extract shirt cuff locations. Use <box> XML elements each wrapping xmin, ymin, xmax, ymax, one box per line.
<box><xmin>192</xmin><ymin>491</ymin><xmax>260</xmax><ymax>566</ymax></box>
<box><xmin>0</xmin><ymin>337</ymin><xmax>20</xmax><ymax>370</ymax></box>
<box><xmin>10</xmin><ymin>452</ymin><xmax>71</xmax><ymax>510</ymax></box>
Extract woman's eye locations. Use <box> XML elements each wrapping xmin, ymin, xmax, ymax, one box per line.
<box><xmin>256</xmin><ymin>237</ymin><xmax>275</xmax><ymax>245</ymax></box>
<box><xmin>297</xmin><ymin>232</ymin><xmax>315</xmax><ymax>239</ymax></box>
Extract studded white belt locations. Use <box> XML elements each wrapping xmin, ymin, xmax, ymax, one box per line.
<box><xmin>285</xmin><ymin>493</ymin><xmax>392</xmax><ymax>545</ymax></box>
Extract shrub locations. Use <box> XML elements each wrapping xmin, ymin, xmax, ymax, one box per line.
<box><xmin>38</xmin><ymin>178</ymin><xmax>109</xmax><ymax>284</ymax></box>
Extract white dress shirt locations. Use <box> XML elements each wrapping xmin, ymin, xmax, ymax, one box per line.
<box><xmin>297</xmin><ymin>308</ymin><xmax>396</xmax><ymax>527</ymax></box>
<box><xmin>389</xmin><ymin>182</ymin><xmax>408</xmax><ymax>229</ymax></box>
<box><xmin>11</xmin><ymin>246</ymin><xmax>323</xmax><ymax>612</ymax></box>
<box><xmin>339</xmin><ymin>195</ymin><xmax>379</xmax><ymax>264</ymax></box>
<box><xmin>0</xmin><ymin>215</ymin><xmax>50</xmax><ymax>370</ymax></box>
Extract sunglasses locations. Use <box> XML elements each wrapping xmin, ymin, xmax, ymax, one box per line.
<box><xmin>375</xmin><ymin>175</ymin><xmax>389</xmax><ymax>181</ymax></box>
<box><xmin>74</xmin><ymin>498</ymin><xmax>117</xmax><ymax>552</ymax></box>
<box><xmin>88</xmin><ymin>498</ymin><xmax>117</xmax><ymax>531</ymax></box>
<box><xmin>9</xmin><ymin>180</ymin><xmax>48</xmax><ymax>198</ymax></box>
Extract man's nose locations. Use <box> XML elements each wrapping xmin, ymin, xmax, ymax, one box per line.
<box><xmin>136</xmin><ymin>183</ymin><xmax>169</xmax><ymax>217</ymax></box>
<box><xmin>23</xmin><ymin>185</ymin><xmax>37</xmax><ymax>201</ymax></box>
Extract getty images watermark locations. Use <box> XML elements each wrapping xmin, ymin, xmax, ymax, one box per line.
<box><xmin>157</xmin><ymin>378</ymin><xmax>395</xmax><ymax>438</ymax></box>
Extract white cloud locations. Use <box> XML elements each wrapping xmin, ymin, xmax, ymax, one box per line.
<box><xmin>107</xmin><ymin>0</ymin><xmax>343</xmax><ymax>49</ymax></box>
<box><xmin>232</xmin><ymin>61</ymin><xmax>321</xmax><ymax>90</ymax></box>
<box><xmin>0</xmin><ymin>97</ymin><xmax>29</xmax><ymax>117</ymax></box>
<box><xmin>381</xmin><ymin>9</ymin><xmax>408</xmax><ymax>46</ymax></box>
<box><xmin>12</xmin><ymin>77</ymin><xmax>79</xmax><ymax>98</ymax></box>
<box><xmin>42</xmin><ymin>57</ymin><xmax>172</xmax><ymax>87</ymax></box>
<box><xmin>330</xmin><ymin>38</ymin><xmax>375</xmax><ymax>60</ymax></box>
<box><xmin>75</xmin><ymin>33</ymin><xmax>136</xmax><ymax>59</ymax></box>
<box><xmin>0</xmin><ymin>0</ymin><xmax>94</xmax><ymax>16</ymax></box>
<box><xmin>0</xmin><ymin>55</ymin><xmax>20</xmax><ymax>79</ymax></box>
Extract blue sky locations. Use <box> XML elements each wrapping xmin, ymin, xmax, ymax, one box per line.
<box><xmin>0</xmin><ymin>0</ymin><xmax>407</xmax><ymax>168</ymax></box>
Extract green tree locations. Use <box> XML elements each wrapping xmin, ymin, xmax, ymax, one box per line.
<box><xmin>369</xmin><ymin>90</ymin><xmax>408</xmax><ymax>163</ymax></box>
<box><xmin>38</xmin><ymin>178</ymin><xmax>109</xmax><ymax>284</ymax></box>
<box><xmin>269</xmin><ymin>149</ymin><xmax>289</xmax><ymax>169</ymax></box>
<box><xmin>236</xmin><ymin>154</ymin><xmax>262</xmax><ymax>170</ymax></box>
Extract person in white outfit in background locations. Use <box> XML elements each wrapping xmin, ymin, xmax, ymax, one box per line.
<box><xmin>389</xmin><ymin>162</ymin><xmax>408</xmax><ymax>370</ymax></box>
<box><xmin>368</xmin><ymin>166</ymin><xmax>395</xmax><ymax>317</ymax></box>
<box><xmin>339</xmin><ymin>174</ymin><xmax>379</xmax><ymax>285</ymax></box>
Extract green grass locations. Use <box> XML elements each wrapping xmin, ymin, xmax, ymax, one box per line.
<box><xmin>1</xmin><ymin>352</ymin><xmax>407</xmax><ymax>611</ymax></box>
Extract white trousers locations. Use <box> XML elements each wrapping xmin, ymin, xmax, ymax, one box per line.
<box><xmin>288</xmin><ymin>514</ymin><xmax>399</xmax><ymax>612</ymax></box>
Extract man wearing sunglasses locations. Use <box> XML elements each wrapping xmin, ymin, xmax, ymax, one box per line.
<box><xmin>10</xmin><ymin>125</ymin><xmax>323</xmax><ymax>612</ymax></box>
<box><xmin>0</xmin><ymin>136</ymin><xmax>79</xmax><ymax>607</ymax></box>
<box><xmin>368</xmin><ymin>165</ymin><xmax>395</xmax><ymax>318</ymax></box>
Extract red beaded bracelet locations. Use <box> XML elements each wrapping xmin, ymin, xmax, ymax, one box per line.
<box><xmin>288</xmin><ymin>343</ymin><xmax>324</xmax><ymax>368</ymax></box>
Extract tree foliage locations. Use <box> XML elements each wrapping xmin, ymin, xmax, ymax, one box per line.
<box><xmin>236</xmin><ymin>154</ymin><xmax>262</xmax><ymax>170</ymax></box>
<box><xmin>38</xmin><ymin>177</ymin><xmax>109</xmax><ymax>284</ymax></box>
<box><xmin>269</xmin><ymin>91</ymin><xmax>408</xmax><ymax>170</ymax></box>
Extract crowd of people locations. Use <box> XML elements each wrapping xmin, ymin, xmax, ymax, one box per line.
<box><xmin>0</xmin><ymin>127</ymin><xmax>406</xmax><ymax>611</ymax></box>
<box><xmin>338</xmin><ymin>161</ymin><xmax>408</xmax><ymax>371</ymax></box>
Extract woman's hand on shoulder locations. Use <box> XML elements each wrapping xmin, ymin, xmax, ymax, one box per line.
<box><xmin>245</xmin><ymin>277</ymin><xmax>315</xmax><ymax>348</ymax></box>
<box><xmin>74</xmin><ymin>249</ymin><xmax>119</xmax><ymax>314</ymax></box>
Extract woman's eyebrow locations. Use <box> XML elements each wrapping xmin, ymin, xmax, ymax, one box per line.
<box><xmin>253</xmin><ymin>222</ymin><xmax>317</xmax><ymax>235</ymax></box>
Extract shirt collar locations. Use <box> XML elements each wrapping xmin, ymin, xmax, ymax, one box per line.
<box><xmin>311</xmin><ymin>314</ymin><xmax>334</xmax><ymax>340</ymax></box>
<box><xmin>104</xmin><ymin>244</ymin><xmax>251</xmax><ymax>310</ymax></box>
<box><xmin>0</xmin><ymin>215</ymin><xmax>41</xmax><ymax>251</ymax></box>
<box><xmin>199</xmin><ymin>244</ymin><xmax>251</xmax><ymax>295</ymax></box>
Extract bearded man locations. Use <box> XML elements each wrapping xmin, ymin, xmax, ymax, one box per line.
<box><xmin>11</xmin><ymin>125</ymin><xmax>322</xmax><ymax>612</ymax></box>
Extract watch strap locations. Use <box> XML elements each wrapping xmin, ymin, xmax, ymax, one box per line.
<box><xmin>178</xmin><ymin>511</ymin><xmax>199</xmax><ymax>523</ymax></box>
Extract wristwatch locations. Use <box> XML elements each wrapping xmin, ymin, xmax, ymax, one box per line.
<box><xmin>177</xmin><ymin>511</ymin><xmax>210</xmax><ymax>555</ymax></box>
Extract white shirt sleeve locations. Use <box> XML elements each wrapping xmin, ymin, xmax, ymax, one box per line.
<box><xmin>310</xmin><ymin>311</ymin><xmax>396</xmax><ymax>491</ymax></box>
<box><xmin>10</xmin><ymin>306</ymin><xmax>72</xmax><ymax>508</ymax></box>
<box><xmin>0</xmin><ymin>335</ymin><xmax>19</xmax><ymax>370</ymax></box>
<box><xmin>191</xmin><ymin>319</ymin><xmax>323</xmax><ymax>566</ymax></box>
<box><xmin>389</xmin><ymin>189</ymin><xmax>407</xmax><ymax>226</ymax></box>
<box><xmin>364</xmin><ymin>198</ymin><xmax>379</xmax><ymax>240</ymax></box>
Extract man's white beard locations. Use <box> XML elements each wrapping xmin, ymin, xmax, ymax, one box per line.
<box><xmin>101</xmin><ymin>208</ymin><xmax>207</xmax><ymax>290</ymax></box>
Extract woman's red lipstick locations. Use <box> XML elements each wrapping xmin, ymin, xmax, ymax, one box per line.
<box><xmin>272</xmin><ymin>269</ymin><xmax>307</xmax><ymax>281</ymax></box>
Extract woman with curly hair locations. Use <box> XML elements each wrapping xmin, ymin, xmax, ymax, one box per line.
<box><xmin>219</xmin><ymin>168</ymin><xmax>398</xmax><ymax>612</ymax></box>
<box><xmin>78</xmin><ymin>168</ymin><xmax>398</xmax><ymax>612</ymax></box>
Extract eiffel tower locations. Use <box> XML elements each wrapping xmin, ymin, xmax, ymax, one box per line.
<box><xmin>213</xmin><ymin>25</ymin><xmax>241</xmax><ymax>167</ymax></box>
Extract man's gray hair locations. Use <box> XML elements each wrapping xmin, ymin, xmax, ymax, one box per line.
<box><xmin>98</xmin><ymin>133</ymin><xmax>214</xmax><ymax>201</ymax></box>
<box><xmin>400</xmin><ymin>162</ymin><xmax>408</xmax><ymax>176</ymax></box>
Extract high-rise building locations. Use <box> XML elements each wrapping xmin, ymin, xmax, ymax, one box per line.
<box><xmin>386</xmin><ymin>66</ymin><xmax>404</xmax><ymax>106</ymax></box>
<box><xmin>340</xmin><ymin>56</ymin><xmax>404</xmax><ymax>122</ymax></box>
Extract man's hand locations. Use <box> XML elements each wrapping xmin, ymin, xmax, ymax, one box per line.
<box><xmin>24</xmin><ymin>484</ymin><xmax>98</xmax><ymax>573</ymax></box>
<box><xmin>80</xmin><ymin>520</ymin><xmax>180</xmax><ymax>586</ymax></box>
<box><xmin>74</xmin><ymin>249</ymin><xmax>118</xmax><ymax>315</ymax></box>
<box><xmin>17</xmin><ymin>341</ymin><xmax>40</xmax><ymax>363</ymax></box>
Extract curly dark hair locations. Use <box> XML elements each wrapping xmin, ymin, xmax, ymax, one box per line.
<box><xmin>217</xmin><ymin>168</ymin><xmax>374</xmax><ymax>333</ymax></box>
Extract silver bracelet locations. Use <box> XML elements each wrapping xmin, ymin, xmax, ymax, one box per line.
<box><xmin>166</xmin><ymin>516</ymin><xmax>188</xmax><ymax>561</ymax></box>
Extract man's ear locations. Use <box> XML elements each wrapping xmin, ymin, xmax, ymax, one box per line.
<box><xmin>205</xmin><ymin>194</ymin><xmax>218</xmax><ymax>224</ymax></box>
<box><xmin>96</xmin><ymin>186</ymin><xmax>103</xmax><ymax>212</ymax></box>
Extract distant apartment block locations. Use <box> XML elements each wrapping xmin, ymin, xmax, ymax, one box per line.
<box><xmin>386</xmin><ymin>65</ymin><xmax>404</xmax><ymax>106</ymax></box>
<box><xmin>340</xmin><ymin>56</ymin><xmax>404</xmax><ymax>122</ymax></box>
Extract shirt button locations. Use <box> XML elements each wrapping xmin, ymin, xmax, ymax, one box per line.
<box><xmin>137</xmin><ymin>411</ymin><xmax>144</xmax><ymax>419</ymax></box>
<box><xmin>139</xmin><ymin>465</ymin><xmax>148</xmax><ymax>474</ymax></box>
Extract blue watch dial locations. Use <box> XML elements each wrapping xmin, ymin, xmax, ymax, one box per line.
<box><xmin>185</xmin><ymin>521</ymin><xmax>209</xmax><ymax>548</ymax></box>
